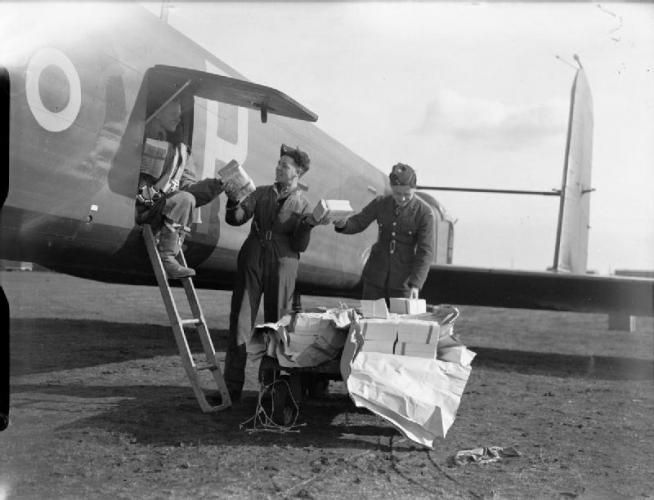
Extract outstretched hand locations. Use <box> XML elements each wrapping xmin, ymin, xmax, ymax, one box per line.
<box><xmin>333</xmin><ymin>219</ymin><xmax>347</xmax><ymax>229</ymax></box>
<box><xmin>221</xmin><ymin>178</ymin><xmax>236</xmax><ymax>197</ymax></box>
<box><xmin>308</xmin><ymin>213</ymin><xmax>330</xmax><ymax>226</ymax></box>
<box><xmin>136</xmin><ymin>184</ymin><xmax>161</xmax><ymax>205</ymax></box>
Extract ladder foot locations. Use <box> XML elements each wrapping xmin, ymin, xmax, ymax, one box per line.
<box><xmin>205</xmin><ymin>391</ymin><xmax>230</xmax><ymax>408</ymax></box>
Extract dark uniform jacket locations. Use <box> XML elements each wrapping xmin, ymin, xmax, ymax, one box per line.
<box><xmin>225</xmin><ymin>184</ymin><xmax>314</xmax><ymax>260</ymax></box>
<box><xmin>336</xmin><ymin>195</ymin><xmax>435</xmax><ymax>290</ymax></box>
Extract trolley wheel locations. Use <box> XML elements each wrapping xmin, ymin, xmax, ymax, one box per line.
<box><xmin>271</xmin><ymin>378</ymin><xmax>294</xmax><ymax>426</ymax></box>
<box><xmin>288</xmin><ymin>372</ymin><xmax>304</xmax><ymax>405</ymax></box>
<box><xmin>258</xmin><ymin>355</ymin><xmax>280</xmax><ymax>390</ymax></box>
<box><xmin>306</xmin><ymin>374</ymin><xmax>330</xmax><ymax>398</ymax></box>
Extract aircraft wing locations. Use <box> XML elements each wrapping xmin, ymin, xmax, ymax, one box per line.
<box><xmin>151</xmin><ymin>65</ymin><xmax>318</xmax><ymax>122</ymax></box>
<box><xmin>419</xmin><ymin>265</ymin><xmax>654</xmax><ymax>316</ymax></box>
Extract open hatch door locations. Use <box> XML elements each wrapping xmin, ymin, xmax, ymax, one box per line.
<box><xmin>150</xmin><ymin>65</ymin><xmax>318</xmax><ymax>123</ymax></box>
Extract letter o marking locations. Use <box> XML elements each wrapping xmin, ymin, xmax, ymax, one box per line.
<box><xmin>25</xmin><ymin>48</ymin><xmax>81</xmax><ymax>132</ymax></box>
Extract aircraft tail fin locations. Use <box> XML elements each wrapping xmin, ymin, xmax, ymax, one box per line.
<box><xmin>552</xmin><ymin>67</ymin><xmax>594</xmax><ymax>274</ymax></box>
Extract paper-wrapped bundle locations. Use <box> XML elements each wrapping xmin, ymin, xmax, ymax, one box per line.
<box><xmin>140</xmin><ymin>139</ymin><xmax>171</xmax><ymax>179</ymax></box>
<box><xmin>360</xmin><ymin>298</ymin><xmax>389</xmax><ymax>319</ymax></box>
<box><xmin>389</xmin><ymin>298</ymin><xmax>427</xmax><ymax>315</ymax></box>
<box><xmin>218</xmin><ymin>159</ymin><xmax>256</xmax><ymax>201</ymax></box>
<box><xmin>313</xmin><ymin>199</ymin><xmax>354</xmax><ymax>223</ymax></box>
<box><xmin>248</xmin><ymin>308</ymin><xmax>354</xmax><ymax>369</ymax></box>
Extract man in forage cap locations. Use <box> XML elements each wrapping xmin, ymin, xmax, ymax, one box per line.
<box><xmin>333</xmin><ymin>162</ymin><xmax>434</xmax><ymax>302</ymax></box>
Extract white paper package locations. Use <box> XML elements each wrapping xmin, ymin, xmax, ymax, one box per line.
<box><xmin>218</xmin><ymin>159</ymin><xmax>256</xmax><ymax>201</ymax></box>
<box><xmin>312</xmin><ymin>199</ymin><xmax>354</xmax><ymax>223</ymax></box>
<box><xmin>389</xmin><ymin>298</ymin><xmax>427</xmax><ymax>314</ymax></box>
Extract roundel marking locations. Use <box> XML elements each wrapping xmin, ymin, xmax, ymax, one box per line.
<box><xmin>25</xmin><ymin>47</ymin><xmax>81</xmax><ymax>132</ymax></box>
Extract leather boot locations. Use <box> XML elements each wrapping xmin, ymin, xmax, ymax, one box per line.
<box><xmin>157</xmin><ymin>227</ymin><xmax>195</xmax><ymax>279</ymax></box>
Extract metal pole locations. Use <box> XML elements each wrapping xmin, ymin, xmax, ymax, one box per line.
<box><xmin>416</xmin><ymin>186</ymin><xmax>562</xmax><ymax>197</ymax></box>
<box><xmin>160</xmin><ymin>0</ymin><xmax>170</xmax><ymax>23</ymax></box>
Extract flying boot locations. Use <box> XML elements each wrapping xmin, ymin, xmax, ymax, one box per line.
<box><xmin>157</xmin><ymin>225</ymin><xmax>195</xmax><ymax>279</ymax></box>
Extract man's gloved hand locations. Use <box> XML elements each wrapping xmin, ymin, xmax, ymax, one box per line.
<box><xmin>409</xmin><ymin>287</ymin><xmax>420</xmax><ymax>300</ymax></box>
<box><xmin>307</xmin><ymin>213</ymin><xmax>330</xmax><ymax>226</ymax></box>
<box><xmin>137</xmin><ymin>184</ymin><xmax>162</xmax><ymax>205</ymax></box>
<box><xmin>222</xmin><ymin>178</ymin><xmax>247</xmax><ymax>202</ymax></box>
<box><xmin>333</xmin><ymin>218</ymin><xmax>347</xmax><ymax>229</ymax></box>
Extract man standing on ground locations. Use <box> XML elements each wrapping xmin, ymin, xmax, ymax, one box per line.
<box><xmin>333</xmin><ymin>163</ymin><xmax>435</xmax><ymax>302</ymax></box>
<box><xmin>223</xmin><ymin>144</ymin><xmax>325</xmax><ymax>401</ymax></box>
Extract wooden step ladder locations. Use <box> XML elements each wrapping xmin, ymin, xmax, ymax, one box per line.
<box><xmin>142</xmin><ymin>224</ymin><xmax>231</xmax><ymax>412</ymax></box>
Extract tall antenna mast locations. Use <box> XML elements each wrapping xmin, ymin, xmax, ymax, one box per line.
<box><xmin>160</xmin><ymin>0</ymin><xmax>170</xmax><ymax>23</ymax></box>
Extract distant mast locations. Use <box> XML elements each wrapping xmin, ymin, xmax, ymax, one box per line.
<box><xmin>160</xmin><ymin>0</ymin><xmax>170</xmax><ymax>23</ymax></box>
<box><xmin>552</xmin><ymin>56</ymin><xmax>594</xmax><ymax>273</ymax></box>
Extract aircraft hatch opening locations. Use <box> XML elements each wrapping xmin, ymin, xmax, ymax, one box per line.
<box><xmin>135</xmin><ymin>65</ymin><xmax>319</xmax><ymax>238</ymax></box>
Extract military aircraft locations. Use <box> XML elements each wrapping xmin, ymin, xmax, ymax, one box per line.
<box><xmin>1</xmin><ymin>2</ymin><xmax>652</xmax><ymax>320</ymax></box>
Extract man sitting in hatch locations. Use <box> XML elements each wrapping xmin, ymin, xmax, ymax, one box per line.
<box><xmin>136</xmin><ymin>99</ymin><xmax>231</xmax><ymax>279</ymax></box>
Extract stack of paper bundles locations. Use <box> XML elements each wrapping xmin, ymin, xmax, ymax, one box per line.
<box><xmin>359</xmin><ymin>318</ymin><xmax>397</xmax><ymax>354</ymax></box>
<box><xmin>288</xmin><ymin>313</ymin><xmax>327</xmax><ymax>352</ymax></box>
<box><xmin>291</xmin><ymin>312</ymin><xmax>347</xmax><ymax>365</ymax></box>
<box><xmin>292</xmin><ymin>313</ymin><xmax>329</xmax><ymax>334</ymax></box>
<box><xmin>313</xmin><ymin>199</ymin><xmax>354</xmax><ymax>223</ymax></box>
<box><xmin>218</xmin><ymin>159</ymin><xmax>256</xmax><ymax>201</ymax></box>
<box><xmin>360</xmin><ymin>298</ymin><xmax>389</xmax><ymax>319</ymax></box>
<box><xmin>389</xmin><ymin>298</ymin><xmax>427</xmax><ymax>315</ymax></box>
<box><xmin>140</xmin><ymin>139</ymin><xmax>171</xmax><ymax>179</ymax></box>
<box><xmin>287</xmin><ymin>332</ymin><xmax>318</xmax><ymax>352</ymax></box>
<box><xmin>340</xmin><ymin>310</ymin><xmax>474</xmax><ymax>448</ymax></box>
<box><xmin>396</xmin><ymin>319</ymin><xmax>440</xmax><ymax>359</ymax></box>
<box><xmin>293</xmin><ymin>313</ymin><xmax>341</xmax><ymax>343</ymax></box>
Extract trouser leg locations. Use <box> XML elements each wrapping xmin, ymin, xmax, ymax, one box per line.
<box><xmin>362</xmin><ymin>280</ymin><xmax>411</xmax><ymax>305</ymax></box>
<box><xmin>362</xmin><ymin>280</ymin><xmax>386</xmax><ymax>301</ymax></box>
<box><xmin>162</xmin><ymin>190</ymin><xmax>195</xmax><ymax>227</ymax></box>
<box><xmin>225</xmin><ymin>256</ymin><xmax>263</xmax><ymax>396</ymax></box>
<box><xmin>387</xmin><ymin>286</ymin><xmax>412</xmax><ymax>299</ymax></box>
<box><xmin>184</xmin><ymin>178</ymin><xmax>223</xmax><ymax>208</ymax></box>
<box><xmin>263</xmin><ymin>257</ymin><xmax>298</xmax><ymax>322</ymax></box>
<box><xmin>157</xmin><ymin>191</ymin><xmax>196</xmax><ymax>279</ymax></box>
<box><xmin>157</xmin><ymin>224</ymin><xmax>195</xmax><ymax>279</ymax></box>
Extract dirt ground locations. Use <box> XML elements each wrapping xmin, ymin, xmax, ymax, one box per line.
<box><xmin>1</xmin><ymin>271</ymin><xmax>653</xmax><ymax>499</ymax></box>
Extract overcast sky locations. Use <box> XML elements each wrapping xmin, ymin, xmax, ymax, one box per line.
<box><xmin>4</xmin><ymin>1</ymin><xmax>651</xmax><ymax>274</ymax></box>
<box><xmin>144</xmin><ymin>1</ymin><xmax>653</xmax><ymax>275</ymax></box>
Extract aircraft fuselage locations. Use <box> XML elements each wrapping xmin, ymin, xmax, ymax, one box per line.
<box><xmin>1</xmin><ymin>4</ymin><xmax>452</xmax><ymax>298</ymax></box>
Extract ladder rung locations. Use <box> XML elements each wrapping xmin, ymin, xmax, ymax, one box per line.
<box><xmin>142</xmin><ymin>224</ymin><xmax>230</xmax><ymax>412</ymax></box>
<box><xmin>195</xmin><ymin>362</ymin><xmax>217</xmax><ymax>371</ymax></box>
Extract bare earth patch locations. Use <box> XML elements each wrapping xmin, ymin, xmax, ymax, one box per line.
<box><xmin>1</xmin><ymin>272</ymin><xmax>653</xmax><ymax>499</ymax></box>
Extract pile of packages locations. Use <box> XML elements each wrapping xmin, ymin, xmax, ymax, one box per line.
<box><xmin>248</xmin><ymin>308</ymin><xmax>352</xmax><ymax>369</ymax></box>
<box><xmin>248</xmin><ymin>298</ymin><xmax>475</xmax><ymax>448</ymax></box>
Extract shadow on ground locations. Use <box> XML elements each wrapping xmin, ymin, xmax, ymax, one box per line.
<box><xmin>470</xmin><ymin>345</ymin><xmax>654</xmax><ymax>381</ymax></box>
<box><xmin>10</xmin><ymin>318</ymin><xmax>228</xmax><ymax>375</ymax></box>
<box><xmin>11</xmin><ymin>318</ymin><xmax>653</xmax><ymax>381</ymax></box>
<box><xmin>11</xmin><ymin>382</ymin><xmax>397</xmax><ymax>451</ymax></box>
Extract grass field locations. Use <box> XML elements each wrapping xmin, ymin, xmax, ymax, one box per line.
<box><xmin>1</xmin><ymin>271</ymin><xmax>653</xmax><ymax>499</ymax></box>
